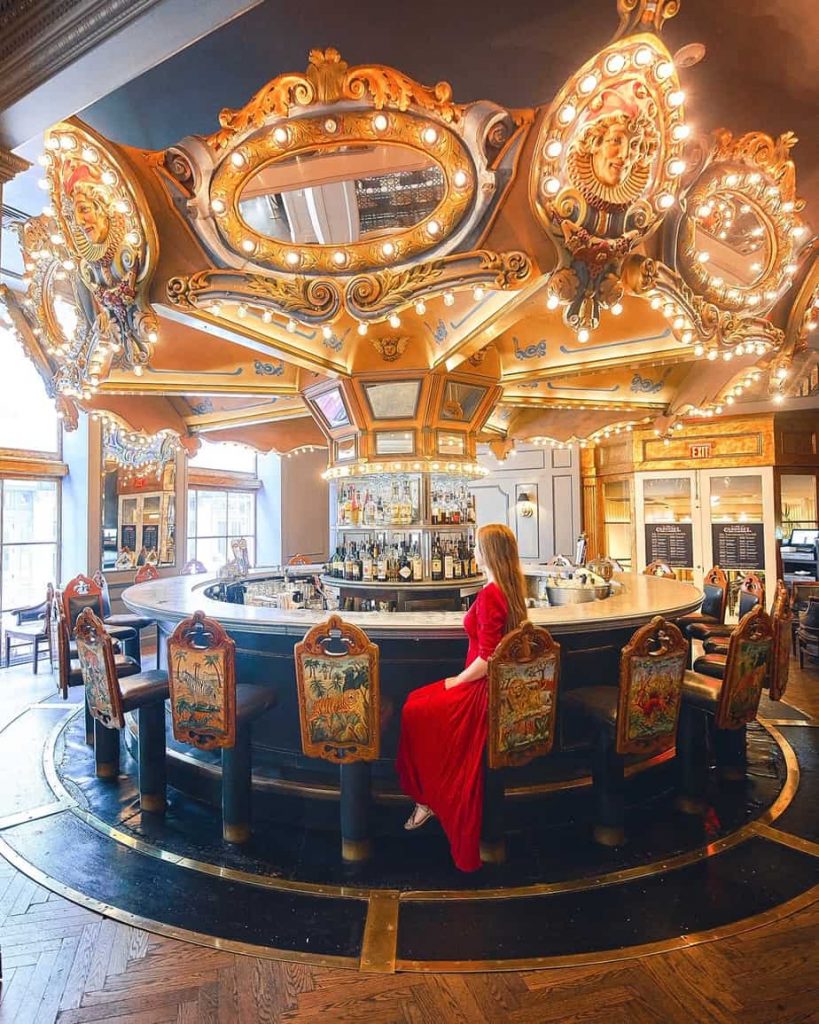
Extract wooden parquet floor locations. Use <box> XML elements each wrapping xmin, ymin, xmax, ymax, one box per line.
<box><xmin>0</xmin><ymin>660</ymin><xmax>817</xmax><ymax>1023</ymax></box>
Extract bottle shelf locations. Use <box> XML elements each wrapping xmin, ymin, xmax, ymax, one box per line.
<box><xmin>321</xmin><ymin>574</ymin><xmax>484</xmax><ymax>591</ymax></box>
<box><xmin>334</xmin><ymin>523</ymin><xmax>475</xmax><ymax>532</ymax></box>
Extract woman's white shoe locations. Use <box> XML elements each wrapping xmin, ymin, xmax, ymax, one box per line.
<box><xmin>404</xmin><ymin>804</ymin><xmax>435</xmax><ymax>830</ymax></box>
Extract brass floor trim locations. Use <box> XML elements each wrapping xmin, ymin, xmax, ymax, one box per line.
<box><xmin>760</xmin><ymin>719</ymin><xmax>817</xmax><ymax>728</ymax></box>
<box><xmin>41</xmin><ymin>710</ymin><xmax>801</xmax><ymax>905</ymax></box>
<box><xmin>0</xmin><ymin>833</ymin><xmax>359</xmax><ymax>972</ymax></box>
<box><xmin>393</xmin><ymin>886</ymin><xmax>819</xmax><ymax>973</ymax></box>
<box><xmin>750</xmin><ymin>821</ymin><xmax>819</xmax><ymax>858</ymax></box>
<box><xmin>0</xmin><ymin>801</ymin><xmax>66</xmax><ymax>831</ymax></box>
<box><xmin>780</xmin><ymin>697</ymin><xmax>815</xmax><ymax>721</ymax></box>
<box><xmin>360</xmin><ymin>891</ymin><xmax>400</xmax><ymax>974</ymax></box>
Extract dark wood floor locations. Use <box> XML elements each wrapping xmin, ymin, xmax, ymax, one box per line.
<box><xmin>0</xmin><ymin>655</ymin><xmax>817</xmax><ymax>1023</ymax></box>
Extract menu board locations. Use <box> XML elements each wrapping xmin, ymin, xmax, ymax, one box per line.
<box><xmin>711</xmin><ymin>523</ymin><xmax>765</xmax><ymax>570</ymax></box>
<box><xmin>142</xmin><ymin>525</ymin><xmax>159</xmax><ymax>551</ymax></box>
<box><xmin>121</xmin><ymin>524</ymin><xmax>137</xmax><ymax>551</ymax></box>
<box><xmin>644</xmin><ymin>523</ymin><xmax>693</xmax><ymax>567</ymax></box>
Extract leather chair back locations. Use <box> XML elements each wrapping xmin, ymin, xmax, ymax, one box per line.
<box><xmin>92</xmin><ymin>570</ymin><xmax>112</xmax><ymax>617</ymax></box>
<box><xmin>75</xmin><ymin>607</ymin><xmax>125</xmax><ymax>729</ymax></box>
<box><xmin>643</xmin><ymin>561</ymin><xmax>676</xmax><ymax>579</ymax></box>
<box><xmin>487</xmin><ymin>621</ymin><xmax>560</xmax><ymax>768</ymax></box>
<box><xmin>615</xmin><ymin>616</ymin><xmax>687</xmax><ymax>756</ymax></box>
<box><xmin>294</xmin><ymin>615</ymin><xmax>380</xmax><ymax>763</ymax></box>
<box><xmin>62</xmin><ymin>574</ymin><xmax>104</xmax><ymax>637</ymax></box>
<box><xmin>701</xmin><ymin>566</ymin><xmax>728</xmax><ymax>622</ymax></box>
<box><xmin>737</xmin><ymin>572</ymin><xmax>765</xmax><ymax>618</ymax></box>
<box><xmin>717</xmin><ymin>605</ymin><xmax>773</xmax><ymax>730</ymax></box>
<box><xmin>168</xmin><ymin>611</ymin><xmax>236</xmax><ymax>750</ymax></box>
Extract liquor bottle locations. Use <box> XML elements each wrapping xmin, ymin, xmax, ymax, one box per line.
<box><xmin>401</xmin><ymin>481</ymin><xmax>412</xmax><ymax>525</ymax></box>
<box><xmin>461</xmin><ymin>540</ymin><xmax>470</xmax><ymax>579</ymax></box>
<box><xmin>431</xmin><ymin>489</ymin><xmax>439</xmax><ymax>526</ymax></box>
<box><xmin>453</xmin><ymin>539</ymin><xmax>463</xmax><ymax>579</ymax></box>
<box><xmin>334</xmin><ymin>546</ymin><xmax>344</xmax><ymax>578</ymax></box>
<box><xmin>353</xmin><ymin>544</ymin><xmax>363</xmax><ymax>581</ymax></box>
<box><xmin>344</xmin><ymin>544</ymin><xmax>354</xmax><ymax>580</ymax></box>
<box><xmin>350</xmin><ymin>489</ymin><xmax>361</xmax><ymax>526</ymax></box>
<box><xmin>363</xmin><ymin>490</ymin><xmax>375</xmax><ymax>526</ymax></box>
<box><xmin>469</xmin><ymin>542</ymin><xmax>477</xmax><ymax>577</ymax></box>
<box><xmin>376</xmin><ymin>493</ymin><xmax>385</xmax><ymax>526</ymax></box>
<box><xmin>342</xmin><ymin>485</ymin><xmax>352</xmax><ymax>526</ymax></box>
<box><xmin>390</xmin><ymin>481</ymin><xmax>400</xmax><ymax>525</ymax></box>
<box><xmin>362</xmin><ymin>543</ymin><xmax>373</xmax><ymax>582</ymax></box>
<box><xmin>444</xmin><ymin>540</ymin><xmax>454</xmax><ymax>580</ymax></box>
<box><xmin>468</xmin><ymin>492</ymin><xmax>476</xmax><ymax>524</ymax></box>
<box><xmin>377</xmin><ymin>543</ymin><xmax>388</xmax><ymax>582</ymax></box>
<box><xmin>398</xmin><ymin>543</ymin><xmax>412</xmax><ymax>582</ymax></box>
<box><xmin>431</xmin><ymin>536</ymin><xmax>443</xmax><ymax>581</ymax></box>
<box><xmin>411</xmin><ymin>540</ymin><xmax>423</xmax><ymax>581</ymax></box>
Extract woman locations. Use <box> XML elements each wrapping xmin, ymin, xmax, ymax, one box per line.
<box><xmin>396</xmin><ymin>523</ymin><xmax>528</xmax><ymax>872</ymax></box>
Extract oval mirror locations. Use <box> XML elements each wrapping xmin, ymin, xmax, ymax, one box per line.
<box><xmin>44</xmin><ymin>266</ymin><xmax>83</xmax><ymax>348</ymax></box>
<box><xmin>238</xmin><ymin>143</ymin><xmax>446</xmax><ymax>244</ymax></box>
<box><xmin>687</xmin><ymin>190</ymin><xmax>772</xmax><ymax>289</ymax></box>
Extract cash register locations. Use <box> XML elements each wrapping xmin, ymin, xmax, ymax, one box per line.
<box><xmin>781</xmin><ymin>528</ymin><xmax>819</xmax><ymax>582</ymax></box>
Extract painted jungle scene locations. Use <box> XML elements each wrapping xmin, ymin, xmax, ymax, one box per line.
<box><xmin>726</xmin><ymin>640</ymin><xmax>770</xmax><ymax>726</ymax></box>
<box><xmin>300</xmin><ymin>653</ymin><xmax>373</xmax><ymax>752</ymax></box>
<box><xmin>170</xmin><ymin>646</ymin><xmax>229</xmax><ymax>743</ymax></box>
<box><xmin>494</xmin><ymin>658</ymin><xmax>557</xmax><ymax>757</ymax></box>
<box><xmin>77</xmin><ymin>638</ymin><xmax>117</xmax><ymax>727</ymax></box>
<box><xmin>625</xmin><ymin>653</ymin><xmax>686</xmax><ymax>745</ymax></box>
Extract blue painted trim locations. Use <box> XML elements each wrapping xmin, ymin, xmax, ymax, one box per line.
<box><xmin>558</xmin><ymin>328</ymin><xmax>672</xmax><ymax>355</ymax></box>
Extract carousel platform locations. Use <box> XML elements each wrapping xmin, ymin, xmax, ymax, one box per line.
<box><xmin>0</xmin><ymin>684</ymin><xmax>816</xmax><ymax>973</ymax></box>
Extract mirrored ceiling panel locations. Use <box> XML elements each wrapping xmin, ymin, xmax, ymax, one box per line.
<box><xmin>363</xmin><ymin>380</ymin><xmax>421</xmax><ymax>420</ymax></box>
<box><xmin>238</xmin><ymin>144</ymin><xmax>445</xmax><ymax>245</ymax></box>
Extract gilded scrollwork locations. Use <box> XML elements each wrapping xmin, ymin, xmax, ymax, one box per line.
<box><xmin>166</xmin><ymin>270</ymin><xmax>342</xmax><ymax>321</ymax></box>
<box><xmin>211</xmin><ymin>49</ymin><xmax>463</xmax><ymax>151</ymax></box>
<box><xmin>675</xmin><ymin>131</ymin><xmax>805</xmax><ymax>316</ymax></box>
<box><xmin>613</xmin><ymin>0</ymin><xmax>680</xmax><ymax>40</ymax></box>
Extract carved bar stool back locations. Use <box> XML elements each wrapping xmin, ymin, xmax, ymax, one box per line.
<box><xmin>790</xmin><ymin>582</ymin><xmax>819</xmax><ymax>655</ymax></box>
<box><xmin>168</xmin><ymin>611</ymin><xmax>276</xmax><ymax>843</ymax></box>
<box><xmin>563</xmin><ymin>616</ymin><xmax>687</xmax><ymax>846</ymax></box>
<box><xmin>135</xmin><ymin>563</ymin><xmax>160</xmax><ymax>584</ymax></box>
<box><xmin>483</xmin><ymin>621</ymin><xmax>561</xmax><ymax>863</ymax></box>
<box><xmin>769</xmin><ymin>580</ymin><xmax>792</xmax><ymax>702</ymax></box>
<box><xmin>294</xmin><ymin>615</ymin><xmax>380</xmax><ymax>862</ymax></box>
<box><xmin>677</xmin><ymin>566</ymin><xmax>729</xmax><ymax>659</ymax></box>
<box><xmin>93</xmin><ymin>570</ymin><xmax>158</xmax><ymax>668</ymax></box>
<box><xmin>181</xmin><ymin>559</ymin><xmax>207</xmax><ymax>575</ymax></box>
<box><xmin>62</xmin><ymin>574</ymin><xmax>140</xmax><ymax>663</ymax></box>
<box><xmin>698</xmin><ymin>571</ymin><xmax>766</xmax><ymax>661</ymax></box>
<box><xmin>643</xmin><ymin>560</ymin><xmax>676</xmax><ymax>579</ymax></box>
<box><xmin>797</xmin><ymin>599</ymin><xmax>819</xmax><ymax>667</ymax></box>
<box><xmin>75</xmin><ymin>608</ymin><xmax>167</xmax><ymax>809</ymax></box>
<box><xmin>679</xmin><ymin>604</ymin><xmax>773</xmax><ymax>807</ymax></box>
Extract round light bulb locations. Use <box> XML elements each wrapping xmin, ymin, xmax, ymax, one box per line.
<box><xmin>388</xmin><ymin>313</ymin><xmax>401</xmax><ymax>328</ymax></box>
<box><xmin>427</xmin><ymin>219</ymin><xmax>441</xmax><ymax>236</ymax></box>
<box><xmin>285</xmin><ymin>251</ymin><xmax>300</xmax><ymax>267</ymax></box>
<box><xmin>544</xmin><ymin>176</ymin><xmax>561</xmax><ymax>195</ymax></box>
<box><xmin>453</xmin><ymin>169</ymin><xmax>468</xmax><ymax>188</ymax></box>
<box><xmin>668</xmin><ymin>89</ymin><xmax>685</xmax><ymax>107</ymax></box>
<box><xmin>273</xmin><ymin>126</ymin><xmax>288</xmax><ymax>144</ymax></box>
<box><xmin>545</xmin><ymin>140</ymin><xmax>562</xmax><ymax>159</ymax></box>
<box><xmin>415</xmin><ymin>300</ymin><xmax>426</xmax><ymax>316</ymax></box>
<box><xmin>373</xmin><ymin>114</ymin><xmax>388</xmax><ymax>131</ymax></box>
<box><xmin>286</xmin><ymin>319</ymin><xmax>297</xmax><ymax>333</ymax></box>
<box><xmin>611</xmin><ymin>302</ymin><xmax>623</xmax><ymax>316</ymax></box>
<box><xmin>605</xmin><ymin>53</ymin><xmax>626</xmax><ymax>75</ymax></box>
<box><xmin>241</xmin><ymin>238</ymin><xmax>256</xmax><ymax>253</ymax></box>
<box><xmin>230</xmin><ymin>152</ymin><xmax>246</xmax><ymax>167</ymax></box>
<box><xmin>547</xmin><ymin>294</ymin><xmax>560</xmax><ymax>310</ymax></box>
<box><xmin>473</xmin><ymin>285</ymin><xmax>485</xmax><ymax>301</ymax></box>
<box><xmin>579</xmin><ymin>73</ymin><xmax>597</xmax><ymax>94</ymax></box>
<box><xmin>332</xmin><ymin>250</ymin><xmax>347</xmax><ymax>266</ymax></box>
<box><xmin>211</xmin><ymin>198</ymin><xmax>226</xmax><ymax>214</ymax></box>
<box><xmin>558</xmin><ymin>104</ymin><xmax>576</xmax><ymax>125</ymax></box>
<box><xmin>382</xmin><ymin>241</ymin><xmax>395</xmax><ymax>257</ymax></box>
<box><xmin>578</xmin><ymin>328</ymin><xmax>590</xmax><ymax>343</ymax></box>
<box><xmin>422</xmin><ymin>127</ymin><xmax>438</xmax><ymax>144</ymax></box>
<box><xmin>443</xmin><ymin>290</ymin><xmax>455</xmax><ymax>307</ymax></box>
<box><xmin>322</xmin><ymin>325</ymin><xmax>333</xmax><ymax>339</ymax></box>
<box><xmin>357</xmin><ymin>322</ymin><xmax>368</xmax><ymax>335</ymax></box>
<box><xmin>634</xmin><ymin>46</ymin><xmax>654</xmax><ymax>66</ymax></box>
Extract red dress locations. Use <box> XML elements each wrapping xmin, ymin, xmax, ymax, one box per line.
<box><xmin>396</xmin><ymin>582</ymin><xmax>508</xmax><ymax>872</ymax></box>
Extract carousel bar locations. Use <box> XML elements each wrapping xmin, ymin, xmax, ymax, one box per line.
<box><xmin>0</xmin><ymin>0</ymin><xmax>817</xmax><ymax>1006</ymax></box>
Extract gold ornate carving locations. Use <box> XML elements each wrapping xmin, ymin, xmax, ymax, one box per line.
<box><xmin>676</xmin><ymin>131</ymin><xmax>804</xmax><ymax>316</ymax></box>
<box><xmin>211</xmin><ymin>49</ymin><xmax>463</xmax><ymax>150</ymax></box>
<box><xmin>209</xmin><ymin>110</ymin><xmax>475</xmax><ymax>275</ymax></box>
<box><xmin>371</xmin><ymin>336</ymin><xmax>409</xmax><ymax>362</ymax></box>
<box><xmin>613</xmin><ymin>0</ymin><xmax>680</xmax><ymax>40</ymax></box>
<box><xmin>166</xmin><ymin>270</ymin><xmax>341</xmax><ymax>321</ymax></box>
<box><xmin>42</xmin><ymin>121</ymin><xmax>158</xmax><ymax>371</ymax></box>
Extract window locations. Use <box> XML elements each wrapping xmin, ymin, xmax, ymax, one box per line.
<box><xmin>0</xmin><ymin>327</ymin><xmax>60</xmax><ymax>453</ymax></box>
<box><xmin>187</xmin><ymin>488</ymin><xmax>256</xmax><ymax>571</ymax></box>
<box><xmin>188</xmin><ymin>439</ymin><xmax>256</xmax><ymax>474</ymax></box>
<box><xmin>0</xmin><ymin>479</ymin><xmax>59</xmax><ymax>611</ymax></box>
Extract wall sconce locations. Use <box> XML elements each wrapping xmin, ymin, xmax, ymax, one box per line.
<box><xmin>517</xmin><ymin>491</ymin><xmax>535</xmax><ymax>518</ymax></box>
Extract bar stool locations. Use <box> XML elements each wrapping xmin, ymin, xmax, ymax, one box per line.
<box><xmin>697</xmin><ymin>572</ymin><xmax>766</xmax><ymax>659</ymax></box>
<box><xmin>675</xmin><ymin>566</ymin><xmax>729</xmax><ymax>652</ymax></box>
<box><xmin>677</xmin><ymin>604</ymin><xmax>773</xmax><ymax>806</ymax></box>
<box><xmin>643</xmin><ymin>560</ymin><xmax>676</xmax><ymax>579</ymax></box>
<box><xmin>294</xmin><ymin>614</ymin><xmax>379</xmax><ymax>862</ymax></box>
<box><xmin>791</xmin><ymin>583</ymin><xmax>819</xmax><ymax>655</ymax></box>
<box><xmin>168</xmin><ymin>611</ymin><xmax>276</xmax><ymax>843</ymax></box>
<box><xmin>62</xmin><ymin>574</ymin><xmax>140</xmax><ymax>665</ymax></box>
<box><xmin>55</xmin><ymin>601</ymin><xmax>141</xmax><ymax>745</ymax></box>
<box><xmin>769</xmin><ymin>581</ymin><xmax>793</xmax><ymax>702</ymax></box>
<box><xmin>563</xmin><ymin>616</ymin><xmax>687</xmax><ymax>846</ymax></box>
<box><xmin>797</xmin><ymin>599</ymin><xmax>819</xmax><ymax>668</ymax></box>
<box><xmin>93</xmin><ymin>570</ymin><xmax>158</xmax><ymax>667</ymax></box>
<box><xmin>482</xmin><ymin>620</ymin><xmax>561</xmax><ymax>864</ymax></box>
<box><xmin>135</xmin><ymin>564</ymin><xmax>160</xmax><ymax>584</ymax></box>
<box><xmin>3</xmin><ymin>584</ymin><xmax>53</xmax><ymax>672</ymax></box>
<box><xmin>74</xmin><ymin>608</ymin><xmax>169</xmax><ymax>811</ymax></box>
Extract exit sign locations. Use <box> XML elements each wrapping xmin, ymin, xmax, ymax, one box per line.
<box><xmin>689</xmin><ymin>443</ymin><xmax>712</xmax><ymax>459</ymax></box>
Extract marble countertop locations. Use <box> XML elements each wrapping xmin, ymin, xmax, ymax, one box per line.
<box><xmin>123</xmin><ymin>568</ymin><xmax>702</xmax><ymax>639</ymax></box>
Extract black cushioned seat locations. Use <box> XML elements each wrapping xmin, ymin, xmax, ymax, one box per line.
<box><xmin>235</xmin><ymin>684</ymin><xmax>277</xmax><ymax>723</ymax></box>
<box><xmin>69</xmin><ymin>653</ymin><xmax>140</xmax><ymax>684</ymax></box>
<box><xmin>562</xmin><ymin>686</ymin><xmax>618</xmax><ymax>727</ymax></box>
<box><xmin>691</xmin><ymin>653</ymin><xmax>727</xmax><ymax>680</ymax></box>
<box><xmin>105</xmin><ymin>612</ymin><xmax>155</xmax><ymax>632</ymax></box>
<box><xmin>120</xmin><ymin>670</ymin><xmax>170</xmax><ymax>712</ymax></box>
<box><xmin>676</xmin><ymin>611</ymin><xmax>720</xmax><ymax>633</ymax></box>
<box><xmin>703</xmin><ymin>636</ymin><xmax>730</xmax><ymax>655</ymax></box>
<box><xmin>681</xmin><ymin>669</ymin><xmax>722</xmax><ymax>710</ymax></box>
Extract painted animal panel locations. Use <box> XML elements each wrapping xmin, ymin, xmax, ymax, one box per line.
<box><xmin>622</xmin><ymin>653</ymin><xmax>686</xmax><ymax>754</ymax></box>
<box><xmin>770</xmin><ymin>617</ymin><xmax>791</xmax><ymax>701</ymax></box>
<box><xmin>721</xmin><ymin>640</ymin><xmax>770</xmax><ymax>729</ymax></box>
<box><xmin>492</xmin><ymin>657</ymin><xmax>557</xmax><ymax>766</ymax></box>
<box><xmin>300</xmin><ymin>654</ymin><xmax>374</xmax><ymax>758</ymax></box>
<box><xmin>170</xmin><ymin>647</ymin><xmax>230</xmax><ymax>745</ymax></box>
<box><xmin>77</xmin><ymin>638</ymin><xmax>121</xmax><ymax>728</ymax></box>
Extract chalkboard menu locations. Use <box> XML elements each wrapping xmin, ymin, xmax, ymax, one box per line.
<box><xmin>711</xmin><ymin>523</ymin><xmax>765</xmax><ymax>570</ymax></box>
<box><xmin>121</xmin><ymin>524</ymin><xmax>137</xmax><ymax>551</ymax></box>
<box><xmin>644</xmin><ymin>523</ymin><xmax>693</xmax><ymax>567</ymax></box>
<box><xmin>142</xmin><ymin>525</ymin><xmax>159</xmax><ymax>551</ymax></box>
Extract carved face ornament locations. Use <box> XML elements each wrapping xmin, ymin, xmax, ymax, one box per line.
<box><xmin>62</xmin><ymin>163</ymin><xmax>124</xmax><ymax>263</ymax></box>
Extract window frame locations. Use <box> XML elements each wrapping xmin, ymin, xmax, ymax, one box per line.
<box><xmin>0</xmin><ymin>475</ymin><xmax>61</xmax><ymax>614</ymax></box>
<box><xmin>186</xmin><ymin>485</ymin><xmax>258</xmax><ymax>571</ymax></box>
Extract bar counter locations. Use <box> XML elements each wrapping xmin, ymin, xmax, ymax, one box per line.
<box><xmin>122</xmin><ymin>569</ymin><xmax>702</xmax><ymax>795</ymax></box>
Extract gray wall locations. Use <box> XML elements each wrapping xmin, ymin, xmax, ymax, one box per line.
<box><xmin>470</xmin><ymin>444</ymin><xmax>581</xmax><ymax>562</ymax></box>
<box><xmin>279</xmin><ymin>449</ymin><xmax>329</xmax><ymax>564</ymax></box>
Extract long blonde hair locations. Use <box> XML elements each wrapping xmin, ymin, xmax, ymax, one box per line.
<box><xmin>477</xmin><ymin>523</ymin><xmax>528</xmax><ymax>632</ymax></box>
